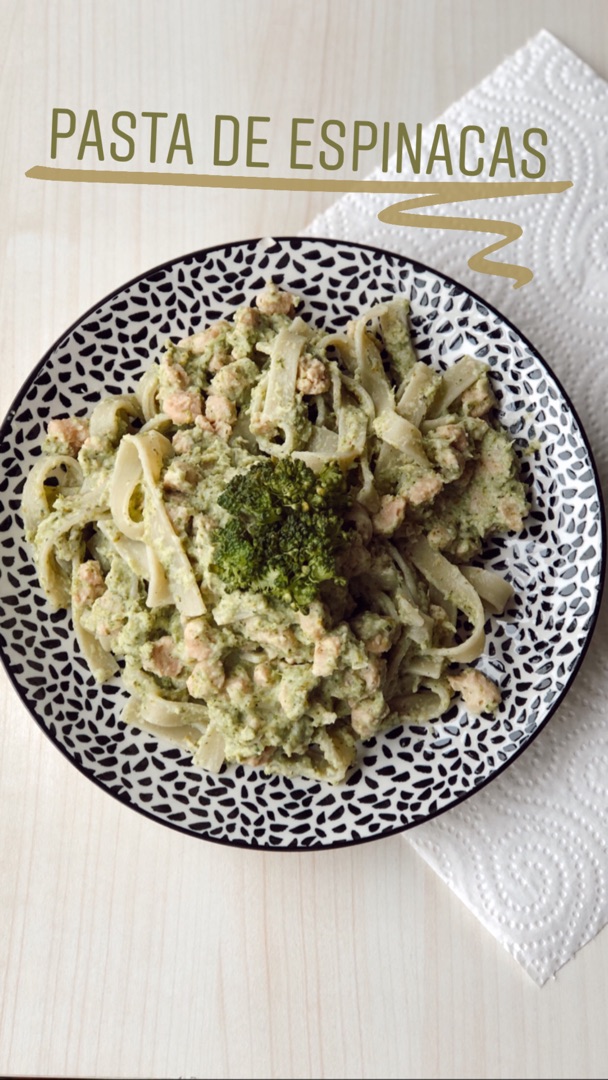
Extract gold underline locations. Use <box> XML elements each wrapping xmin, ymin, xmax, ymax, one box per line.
<box><xmin>25</xmin><ymin>167</ymin><xmax>572</xmax><ymax>195</ymax></box>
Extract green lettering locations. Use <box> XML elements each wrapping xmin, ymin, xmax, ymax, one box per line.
<box><xmin>110</xmin><ymin>111</ymin><xmax>136</xmax><ymax>162</ymax></box>
<box><xmin>522</xmin><ymin>128</ymin><xmax>547</xmax><ymax>179</ymax></box>
<box><xmin>426</xmin><ymin>124</ymin><xmax>453</xmax><ymax>175</ymax></box>
<box><xmin>246</xmin><ymin>116</ymin><xmax>270</xmax><ymax>168</ymax></box>
<box><xmin>352</xmin><ymin>121</ymin><xmax>377</xmax><ymax>172</ymax></box>
<box><xmin>77</xmin><ymin>110</ymin><xmax>104</xmax><ymax>161</ymax></box>
<box><xmin>459</xmin><ymin>126</ymin><xmax>484</xmax><ymax>177</ymax></box>
<box><xmin>213</xmin><ymin>115</ymin><xmax>240</xmax><ymax>167</ymax></box>
<box><xmin>489</xmin><ymin>127</ymin><xmax>516</xmax><ymax>178</ymax></box>
<box><xmin>51</xmin><ymin>108</ymin><xmax>76</xmax><ymax>159</ymax></box>
<box><xmin>381</xmin><ymin>121</ymin><xmax>391</xmax><ymax>172</ymax></box>
<box><xmin>167</xmin><ymin>113</ymin><xmax>193</xmax><ymax>164</ymax></box>
<box><xmin>290</xmin><ymin>118</ymin><xmax>314</xmax><ymax>170</ymax></box>
<box><xmin>320</xmin><ymin>120</ymin><xmax>345</xmax><ymax>171</ymax></box>
<box><xmin>395</xmin><ymin>123</ymin><xmax>422</xmax><ymax>174</ymax></box>
<box><xmin>142</xmin><ymin>112</ymin><xmax>168</xmax><ymax>165</ymax></box>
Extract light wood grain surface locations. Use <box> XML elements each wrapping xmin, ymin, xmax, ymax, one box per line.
<box><xmin>2</xmin><ymin>2</ymin><xmax>608</xmax><ymax>1078</ymax></box>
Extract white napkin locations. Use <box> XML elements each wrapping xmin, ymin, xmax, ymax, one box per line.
<box><xmin>303</xmin><ymin>28</ymin><xmax>608</xmax><ymax>986</ymax></box>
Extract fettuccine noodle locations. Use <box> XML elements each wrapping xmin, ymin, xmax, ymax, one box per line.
<box><xmin>23</xmin><ymin>281</ymin><xmax>528</xmax><ymax>783</ymax></box>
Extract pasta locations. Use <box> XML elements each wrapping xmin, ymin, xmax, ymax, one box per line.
<box><xmin>22</xmin><ymin>282</ymin><xmax>528</xmax><ymax>783</ymax></box>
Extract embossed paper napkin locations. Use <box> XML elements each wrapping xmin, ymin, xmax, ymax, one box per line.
<box><xmin>303</xmin><ymin>29</ymin><xmax>608</xmax><ymax>985</ymax></box>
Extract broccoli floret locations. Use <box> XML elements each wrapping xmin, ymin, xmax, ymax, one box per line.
<box><xmin>211</xmin><ymin>518</ymin><xmax>263</xmax><ymax>592</ymax></box>
<box><xmin>211</xmin><ymin>458</ymin><xmax>350</xmax><ymax>609</ymax></box>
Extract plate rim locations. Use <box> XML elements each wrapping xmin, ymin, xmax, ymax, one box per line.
<box><xmin>0</xmin><ymin>233</ymin><xmax>605</xmax><ymax>851</ymax></box>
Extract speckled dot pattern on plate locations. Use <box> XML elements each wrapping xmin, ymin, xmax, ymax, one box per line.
<box><xmin>0</xmin><ymin>236</ymin><xmax>603</xmax><ymax>850</ymax></box>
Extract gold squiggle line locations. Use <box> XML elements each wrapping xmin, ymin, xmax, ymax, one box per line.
<box><xmin>25</xmin><ymin>169</ymin><xmax>572</xmax><ymax>287</ymax></box>
<box><xmin>23</xmin><ymin>169</ymin><xmax>572</xmax><ymax>197</ymax></box>
<box><xmin>377</xmin><ymin>182</ymin><xmax>572</xmax><ymax>288</ymax></box>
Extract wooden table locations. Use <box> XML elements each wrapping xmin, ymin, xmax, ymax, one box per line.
<box><xmin>2</xmin><ymin>2</ymin><xmax>608</xmax><ymax>1077</ymax></box>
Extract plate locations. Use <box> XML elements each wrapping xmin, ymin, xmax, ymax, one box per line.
<box><xmin>0</xmin><ymin>236</ymin><xmax>604</xmax><ymax>850</ymax></box>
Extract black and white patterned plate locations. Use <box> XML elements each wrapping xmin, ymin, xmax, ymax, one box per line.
<box><xmin>0</xmin><ymin>237</ymin><xmax>604</xmax><ymax>850</ymax></box>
